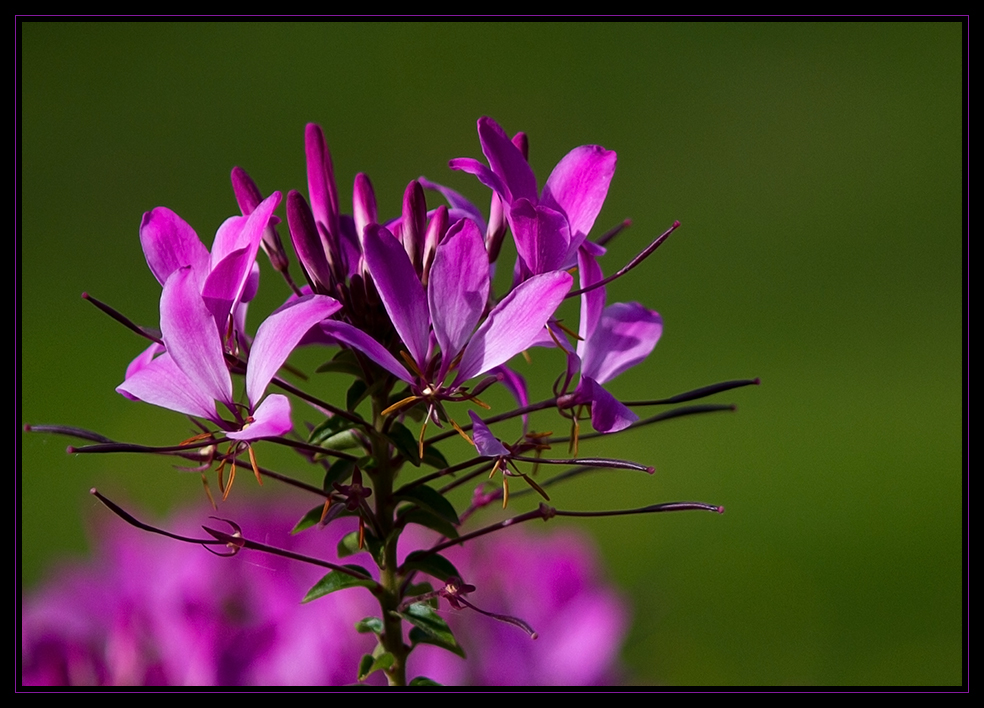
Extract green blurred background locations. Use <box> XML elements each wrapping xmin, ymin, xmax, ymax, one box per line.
<box><xmin>20</xmin><ymin>22</ymin><xmax>963</xmax><ymax>685</ymax></box>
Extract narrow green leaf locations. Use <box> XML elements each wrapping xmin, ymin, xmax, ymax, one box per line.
<box><xmin>386</xmin><ymin>421</ymin><xmax>421</xmax><ymax>466</ymax></box>
<box><xmin>355</xmin><ymin>617</ymin><xmax>384</xmax><ymax>635</ymax></box>
<box><xmin>346</xmin><ymin>380</ymin><xmax>368</xmax><ymax>412</ymax></box>
<box><xmin>399</xmin><ymin>507</ymin><xmax>459</xmax><ymax>540</ymax></box>
<box><xmin>395</xmin><ymin>484</ymin><xmax>460</xmax><ymax>525</ymax></box>
<box><xmin>291</xmin><ymin>505</ymin><xmax>325</xmax><ymax>535</ymax></box>
<box><xmin>409</xmin><ymin>677</ymin><xmax>443</xmax><ymax>686</ymax></box>
<box><xmin>302</xmin><ymin>565</ymin><xmax>376</xmax><ymax>603</ymax></box>
<box><xmin>400</xmin><ymin>603</ymin><xmax>465</xmax><ymax>659</ymax></box>
<box><xmin>401</xmin><ymin>551</ymin><xmax>460</xmax><ymax>582</ymax></box>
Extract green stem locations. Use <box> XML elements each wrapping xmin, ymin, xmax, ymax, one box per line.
<box><xmin>370</xmin><ymin>392</ymin><xmax>409</xmax><ymax>687</ymax></box>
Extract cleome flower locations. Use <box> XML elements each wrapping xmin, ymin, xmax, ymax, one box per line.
<box><xmin>117</xmin><ymin>191</ymin><xmax>342</xmax><ymax>442</ymax></box>
<box><xmin>450</xmin><ymin>116</ymin><xmax>617</xmax><ymax>278</ymax></box>
<box><xmin>321</xmin><ymin>218</ymin><xmax>573</xmax><ymax>421</ymax></box>
<box><xmin>555</xmin><ymin>248</ymin><xmax>663</xmax><ymax>434</ymax></box>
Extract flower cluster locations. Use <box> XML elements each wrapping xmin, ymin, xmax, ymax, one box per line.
<box><xmin>30</xmin><ymin>116</ymin><xmax>754</xmax><ymax>686</ymax></box>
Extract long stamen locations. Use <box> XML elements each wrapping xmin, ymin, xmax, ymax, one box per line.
<box><xmin>381</xmin><ymin>395</ymin><xmax>421</xmax><ymax>417</ymax></box>
<box><xmin>201</xmin><ymin>473</ymin><xmax>217</xmax><ymax>510</ymax></box>
<box><xmin>451</xmin><ymin>418</ymin><xmax>474</xmax><ymax>446</ymax></box>
<box><xmin>247</xmin><ymin>445</ymin><xmax>263</xmax><ymax>486</ymax></box>
<box><xmin>222</xmin><ymin>459</ymin><xmax>237</xmax><ymax>502</ymax></box>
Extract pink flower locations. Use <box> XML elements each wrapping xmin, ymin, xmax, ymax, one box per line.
<box><xmin>22</xmin><ymin>500</ymin><xmax>629</xmax><ymax>686</ymax></box>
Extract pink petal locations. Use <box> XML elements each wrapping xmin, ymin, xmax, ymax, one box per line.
<box><xmin>139</xmin><ymin>207</ymin><xmax>210</xmax><ymax>288</ymax></box>
<box><xmin>541</xmin><ymin>145</ymin><xmax>616</xmax><ymax>240</ymax></box>
<box><xmin>226</xmin><ymin>394</ymin><xmax>292</xmax><ymax>441</ymax></box>
<box><xmin>509</xmin><ymin>200</ymin><xmax>571</xmax><ymax>275</ymax></box>
<box><xmin>580</xmin><ymin>303</ymin><xmax>662</xmax><ymax>385</ymax></box>
<box><xmin>428</xmin><ymin>219</ymin><xmax>489</xmax><ymax>379</ymax></box>
<box><xmin>469</xmin><ymin>411</ymin><xmax>510</xmax><ymax>458</ymax></box>
<box><xmin>363</xmin><ymin>224</ymin><xmax>430</xmax><ymax>371</ymax></box>
<box><xmin>320</xmin><ymin>320</ymin><xmax>414</xmax><ymax>384</ymax></box>
<box><xmin>579</xmin><ymin>377</ymin><xmax>637</xmax><ymax>433</ymax></box>
<box><xmin>116</xmin><ymin>351</ymin><xmax>220</xmax><ymax>423</ymax></box>
<box><xmin>455</xmin><ymin>270</ymin><xmax>572</xmax><ymax>384</ymax></box>
<box><xmin>476</xmin><ymin>117</ymin><xmax>538</xmax><ymax>204</ymax></box>
<box><xmin>245</xmin><ymin>294</ymin><xmax>342</xmax><ymax>407</ymax></box>
<box><xmin>159</xmin><ymin>267</ymin><xmax>233</xmax><ymax>409</ymax></box>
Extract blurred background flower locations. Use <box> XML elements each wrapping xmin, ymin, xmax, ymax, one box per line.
<box><xmin>21</xmin><ymin>498</ymin><xmax>628</xmax><ymax>686</ymax></box>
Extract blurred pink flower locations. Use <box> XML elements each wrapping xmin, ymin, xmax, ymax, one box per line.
<box><xmin>22</xmin><ymin>498</ymin><xmax>629</xmax><ymax>686</ymax></box>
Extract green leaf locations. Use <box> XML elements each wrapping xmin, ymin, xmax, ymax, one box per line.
<box><xmin>386</xmin><ymin>421</ymin><xmax>421</xmax><ymax>466</ymax></box>
<box><xmin>399</xmin><ymin>507</ymin><xmax>459</xmax><ymax>540</ymax></box>
<box><xmin>316</xmin><ymin>349</ymin><xmax>364</xmax><ymax>377</ymax></box>
<box><xmin>323</xmin><ymin>457</ymin><xmax>357</xmax><ymax>491</ymax></box>
<box><xmin>337</xmin><ymin>530</ymin><xmax>384</xmax><ymax>566</ymax></box>
<box><xmin>348</xmin><ymin>377</ymin><xmax>389</xmax><ymax>413</ymax></box>
<box><xmin>409</xmin><ymin>677</ymin><xmax>443</xmax><ymax>686</ymax></box>
<box><xmin>357</xmin><ymin>651</ymin><xmax>395</xmax><ymax>681</ymax></box>
<box><xmin>421</xmin><ymin>444</ymin><xmax>449</xmax><ymax>469</ymax></box>
<box><xmin>395</xmin><ymin>484</ymin><xmax>460</xmax><ymax>526</ymax></box>
<box><xmin>302</xmin><ymin>565</ymin><xmax>376</xmax><ymax>603</ymax></box>
<box><xmin>404</xmin><ymin>581</ymin><xmax>434</xmax><ymax>597</ymax></box>
<box><xmin>291</xmin><ymin>504</ymin><xmax>325</xmax><ymax>535</ymax></box>
<box><xmin>399</xmin><ymin>603</ymin><xmax>465</xmax><ymax>659</ymax></box>
<box><xmin>401</xmin><ymin>551</ymin><xmax>460</xmax><ymax>582</ymax></box>
<box><xmin>346</xmin><ymin>380</ymin><xmax>368</xmax><ymax>412</ymax></box>
<box><xmin>355</xmin><ymin>617</ymin><xmax>384</xmax><ymax>635</ymax></box>
<box><xmin>308</xmin><ymin>415</ymin><xmax>358</xmax><ymax>446</ymax></box>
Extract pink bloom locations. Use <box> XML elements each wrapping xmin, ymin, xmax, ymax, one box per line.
<box><xmin>22</xmin><ymin>500</ymin><xmax>629</xmax><ymax>686</ymax></box>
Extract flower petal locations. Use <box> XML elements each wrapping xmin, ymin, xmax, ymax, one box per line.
<box><xmin>159</xmin><ymin>266</ymin><xmax>233</xmax><ymax>409</ymax></box>
<box><xmin>580</xmin><ymin>303</ymin><xmax>663</xmax><ymax>384</ymax></box>
<box><xmin>226</xmin><ymin>394</ymin><xmax>292</xmax><ymax>441</ymax></box>
<box><xmin>418</xmin><ymin>176</ymin><xmax>488</xmax><ymax>233</ymax></box>
<box><xmin>245</xmin><ymin>294</ymin><xmax>342</xmax><ymax>406</ymax></box>
<box><xmin>476</xmin><ymin>117</ymin><xmax>538</xmax><ymax>204</ymax></box>
<box><xmin>428</xmin><ymin>219</ymin><xmax>489</xmax><ymax>378</ymax></box>
<box><xmin>509</xmin><ymin>200</ymin><xmax>571</xmax><ymax>275</ymax></box>
<box><xmin>455</xmin><ymin>270</ymin><xmax>572</xmax><ymax>384</ymax></box>
<box><xmin>576</xmin><ymin>247</ymin><xmax>606</xmax><ymax>349</ymax></box>
<box><xmin>121</xmin><ymin>342</ymin><xmax>166</xmax><ymax>399</ymax></box>
<box><xmin>139</xmin><ymin>207</ymin><xmax>210</xmax><ymax>288</ymax></box>
<box><xmin>319</xmin><ymin>320</ymin><xmax>414</xmax><ymax>384</ymax></box>
<box><xmin>578</xmin><ymin>376</ymin><xmax>638</xmax><ymax>434</ymax></box>
<box><xmin>202</xmin><ymin>192</ymin><xmax>281</xmax><ymax>325</ymax></box>
<box><xmin>541</xmin><ymin>145</ymin><xmax>616</xmax><ymax>241</ymax></box>
<box><xmin>116</xmin><ymin>351</ymin><xmax>220</xmax><ymax>423</ymax></box>
<box><xmin>363</xmin><ymin>224</ymin><xmax>430</xmax><ymax>371</ymax></box>
<box><xmin>448</xmin><ymin>157</ymin><xmax>509</xmax><ymax>205</ymax></box>
<box><xmin>469</xmin><ymin>411</ymin><xmax>510</xmax><ymax>458</ymax></box>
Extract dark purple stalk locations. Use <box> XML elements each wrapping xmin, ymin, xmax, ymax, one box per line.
<box><xmin>567</xmin><ymin>220</ymin><xmax>681</xmax><ymax>299</ymax></box>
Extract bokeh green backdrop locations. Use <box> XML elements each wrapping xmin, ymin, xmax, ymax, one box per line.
<box><xmin>20</xmin><ymin>22</ymin><xmax>964</xmax><ymax>686</ymax></box>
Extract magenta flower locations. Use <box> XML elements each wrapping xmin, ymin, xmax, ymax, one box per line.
<box><xmin>118</xmin><ymin>273</ymin><xmax>340</xmax><ymax>441</ymax></box>
<box><xmin>555</xmin><ymin>248</ymin><xmax>663</xmax><ymax>433</ymax></box>
<box><xmin>22</xmin><ymin>501</ymin><xmax>629</xmax><ymax>686</ymax></box>
<box><xmin>117</xmin><ymin>192</ymin><xmax>342</xmax><ymax>440</ymax></box>
<box><xmin>450</xmin><ymin>116</ymin><xmax>616</xmax><ymax>277</ymax></box>
<box><xmin>322</xmin><ymin>218</ymin><xmax>573</xmax><ymax>407</ymax></box>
